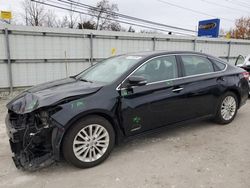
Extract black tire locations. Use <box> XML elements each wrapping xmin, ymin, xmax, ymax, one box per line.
<box><xmin>214</xmin><ymin>92</ymin><xmax>238</xmax><ymax>125</ymax></box>
<box><xmin>62</xmin><ymin>115</ymin><xmax>115</xmax><ymax>168</ymax></box>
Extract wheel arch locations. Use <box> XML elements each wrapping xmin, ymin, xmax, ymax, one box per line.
<box><xmin>62</xmin><ymin>110</ymin><xmax>125</xmax><ymax>146</ymax></box>
<box><xmin>226</xmin><ymin>89</ymin><xmax>241</xmax><ymax>108</ymax></box>
<box><xmin>213</xmin><ymin>88</ymin><xmax>241</xmax><ymax>116</ymax></box>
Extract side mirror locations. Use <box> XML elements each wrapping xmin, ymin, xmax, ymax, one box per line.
<box><xmin>126</xmin><ymin>76</ymin><xmax>147</xmax><ymax>87</ymax></box>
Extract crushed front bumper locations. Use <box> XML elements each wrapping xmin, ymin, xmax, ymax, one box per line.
<box><xmin>5</xmin><ymin>112</ymin><xmax>55</xmax><ymax>171</ymax></box>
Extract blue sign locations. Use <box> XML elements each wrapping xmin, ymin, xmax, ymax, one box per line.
<box><xmin>198</xmin><ymin>19</ymin><xmax>220</xmax><ymax>38</ymax></box>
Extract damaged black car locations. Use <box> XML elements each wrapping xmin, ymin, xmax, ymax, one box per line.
<box><xmin>5</xmin><ymin>51</ymin><xmax>249</xmax><ymax>170</ymax></box>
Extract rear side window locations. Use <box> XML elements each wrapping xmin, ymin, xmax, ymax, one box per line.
<box><xmin>212</xmin><ymin>59</ymin><xmax>226</xmax><ymax>71</ymax></box>
<box><xmin>181</xmin><ymin>55</ymin><xmax>214</xmax><ymax>76</ymax></box>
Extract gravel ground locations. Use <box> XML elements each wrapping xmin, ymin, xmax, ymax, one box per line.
<box><xmin>0</xmin><ymin>96</ymin><xmax>249</xmax><ymax>188</ymax></box>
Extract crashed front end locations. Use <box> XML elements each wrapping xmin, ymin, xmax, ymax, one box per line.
<box><xmin>5</xmin><ymin>109</ymin><xmax>59</xmax><ymax>170</ymax></box>
<box><xmin>5</xmin><ymin>93</ymin><xmax>64</xmax><ymax>171</ymax></box>
<box><xmin>5</xmin><ymin>79</ymin><xmax>103</xmax><ymax>170</ymax></box>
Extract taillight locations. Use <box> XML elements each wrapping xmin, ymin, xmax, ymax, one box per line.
<box><xmin>242</xmin><ymin>72</ymin><xmax>250</xmax><ymax>81</ymax></box>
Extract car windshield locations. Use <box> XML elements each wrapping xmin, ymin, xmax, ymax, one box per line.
<box><xmin>76</xmin><ymin>55</ymin><xmax>142</xmax><ymax>84</ymax></box>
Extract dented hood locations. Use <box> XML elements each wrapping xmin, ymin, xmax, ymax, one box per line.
<box><xmin>6</xmin><ymin>78</ymin><xmax>103</xmax><ymax>114</ymax></box>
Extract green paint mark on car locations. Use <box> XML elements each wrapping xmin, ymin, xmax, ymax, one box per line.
<box><xmin>71</xmin><ymin>99</ymin><xmax>85</xmax><ymax>109</ymax></box>
<box><xmin>133</xmin><ymin>116</ymin><xmax>141</xmax><ymax>124</ymax></box>
<box><xmin>121</xmin><ymin>89</ymin><xmax>128</xmax><ymax>96</ymax></box>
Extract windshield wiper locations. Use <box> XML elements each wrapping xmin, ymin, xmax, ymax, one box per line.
<box><xmin>79</xmin><ymin>78</ymin><xmax>93</xmax><ymax>83</ymax></box>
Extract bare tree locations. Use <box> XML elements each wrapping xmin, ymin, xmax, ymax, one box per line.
<box><xmin>88</xmin><ymin>0</ymin><xmax>120</xmax><ymax>30</ymax></box>
<box><xmin>56</xmin><ymin>16</ymin><xmax>69</xmax><ymax>28</ymax></box>
<box><xmin>22</xmin><ymin>0</ymin><xmax>47</xmax><ymax>26</ymax></box>
<box><xmin>108</xmin><ymin>22</ymin><xmax>121</xmax><ymax>31</ymax></box>
<box><xmin>78</xmin><ymin>14</ymin><xmax>85</xmax><ymax>30</ymax></box>
<box><xmin>67</xmin><ymin>2</ymin><xmax>79</xmax><ymax>28</ymax></box>
<box><xmin>44</xmin><ymin>10</ymin><xmax>57</xmax><ymax>27</ymax></box>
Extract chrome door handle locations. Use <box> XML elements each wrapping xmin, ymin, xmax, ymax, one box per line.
<box><xmin>172</xmin><ymin>87</ymin><xmax>183</xmax><ymax>92</ymax></box>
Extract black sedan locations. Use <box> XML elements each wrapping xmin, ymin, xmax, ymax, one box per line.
<box><xmin>5</xmin><ymin>51</ymin><xmax>249</xmax><ymax>170</ymax></box>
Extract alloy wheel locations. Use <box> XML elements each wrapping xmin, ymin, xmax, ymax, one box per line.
<box><xmin>73</xmin><ymin>124</ymin><xmax>110</xmax><ymax>162</ymax></box>
<box><xmin>220</xmin><ymin>96</ymin><xmax>237</xmax><ymax>121</ymax></box>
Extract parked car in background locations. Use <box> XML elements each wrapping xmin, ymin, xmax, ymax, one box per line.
<box><xmin>5</xmin><ymin>51</ymin><xmax>249</xmax><ymax>170</ymax></box>
<box><xmin>235</xmin><ymin>54</ymin><xmax>250</xmax><ymax>95</ymax></box>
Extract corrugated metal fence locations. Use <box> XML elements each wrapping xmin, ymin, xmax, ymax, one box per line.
<box><xmin>1</xmin><ymin>24</ymin><xmax>250</xmax><ymax>91</ymax></box>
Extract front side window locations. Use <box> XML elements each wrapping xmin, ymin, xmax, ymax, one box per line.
<box><xmin>77</xmin><ymin>55</ymin><xmax>142</xmax><ymax>84</ymax></box>
<box><xmin>181</xmin><ymin>55</ymin><xmax>214</xmax><ymax>76</ymax></box>
<box><xmin>132</xmin><ymin>56</ymin><xmax>178</xmax><ymax>83</ymax></box>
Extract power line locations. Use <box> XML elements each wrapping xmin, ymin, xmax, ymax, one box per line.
<box><xmin>224</xmin><ymin>0</ymin><xmax>250</xmax><ymax>10</ymax></box>
<box><xmin>240</xmin><ymin>0</ymin><xmax>250</xmax><ymax>3</ymax></box>
<box><xmin>31</xmin><ymin>0</ymin><xmax>195</xmax><ymax>36</ymax></box>
<box><xmin>233</xmin><ymin>0</ymin><xmax>250</xmax><ymax>8</ymax></box>
<box><xmin>201</xmin><ymin>0</ymin><xmax>250</xmax><ymax>14</ymax></box>
<box><xmin>157</xmin><ymin>0</ymin><xmax>235</xmax><ymax>23</ymax></box>
<box><xmin>57</xmin><ymin>0</ymin><xmax>193</xmax><ymax>35</ymax></box>
<box><xmin>238</xmin><ymin>0</ymin><xmax>250</xmax><ymax>6</ymax></box>
<box><xmin>57</xmin><ymin>0</ymin><xmax>196</xmax><ymax>33</ymax></box>
<box><xmin>35</xmin><ymin>0</ymin><xmax>196</xmax><ymax>35</ymax></box>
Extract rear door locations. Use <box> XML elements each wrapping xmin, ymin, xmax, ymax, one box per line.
<box><xmin>177</xmin><ymin>54</ymin><xmax>227</xmax><ymax>118</ymax></box>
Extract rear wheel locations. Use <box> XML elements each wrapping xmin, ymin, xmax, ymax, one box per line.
<box><xmin>63</xmin><ymin>116</ymin><xmax>115</xmax><ymax>168</ymax></box>
<box><xmin>214</xmin><ymin>92</ymin><xmax>238</xmax><ymax>124</ymax></box>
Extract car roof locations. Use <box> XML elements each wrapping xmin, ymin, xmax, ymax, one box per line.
<box><xmin>125</xmin><ymin>50</ymin><xmax>212</xmax><ymax>58</ymax></box>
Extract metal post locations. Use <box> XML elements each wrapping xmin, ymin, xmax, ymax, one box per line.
<box><xmin>152</xmin><ymin>37</ymin><xmax>156</xmax><ymax>51</ymax></box>
<box><xmin>193</xmin><ymin>39</ymin><xmax>197</xmax><ymax>52</ymax></box>
<box><xmin>90</xmin><ymin>33</ymin><xmax>93</xmax><ymax>66</ymax></box>
<box><xmin>227</xmin><ymin>41</ymin><xmax>231</xmax><ymax>63</ymax></box>
<box><xmin>4</xmin><ymin>28</ymin><xmax>13</xmax><ymax>94</ymax></box>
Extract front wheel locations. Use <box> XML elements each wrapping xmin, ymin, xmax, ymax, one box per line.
<box><xmin>214</xmin><ymin>92</ymin><xmax>238</xmax><ymax>124</ymax></box>
<box><xmin>62</xmin><ymin>116</ymin><xmax>115</xmax><ymax>168</ymax></box>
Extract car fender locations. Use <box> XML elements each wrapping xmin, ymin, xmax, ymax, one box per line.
<box><xmin>50</xmin><ymin>106</ymin><xmax>125</xmax><ymax>161</ymax></box>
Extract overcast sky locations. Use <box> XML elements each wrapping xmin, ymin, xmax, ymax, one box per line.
<box><xmin>1</xmin><ymin>0</ymin><xmax>250</xmax><ymax>33</ymax></box>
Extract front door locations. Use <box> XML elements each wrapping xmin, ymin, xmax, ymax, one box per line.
<box><xmin>118</xmin><ymin>55</ymin><xmax>190</xmax><ymax>136</ymax></box>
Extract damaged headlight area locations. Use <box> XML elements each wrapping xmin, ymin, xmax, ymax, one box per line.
<box><xmin>6</xmin><ymin>108</ymin><xmax>60</xmax><ymax>171</ymax></box>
